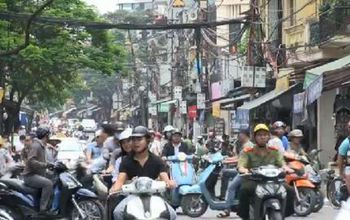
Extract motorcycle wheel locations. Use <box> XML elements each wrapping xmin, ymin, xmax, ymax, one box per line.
<box><xmin>313</xmin><ymin>189</ymin><xmax>324</xmax><ymax>212</ymax></box>
<box><xmin>180</xmin><ymin>194</ymin><xmax>208</xmax><ymax>218</ymax></box>
<box><xmin>0</xmin><ymin>206</ymin><xmax>22</xmax><ymax>220</ymax></box>
<box><xmin>327</xmin><ymin>178</ymin><xmax>345</xmax><ymax>209</ymax></box>
<box><xmin>293</xmin><ymin>187</ymin><xmax>316</xmax><ymax>217</ymax></box>
<box><xmin>265</xmin><ymin>209</ymin><xmax>283</xmax><ymax>220</ymax></box>
<box><xmin>70</xmin><ymin>199</ymin><xmax>104</xmax><ymax>220</ymax></box>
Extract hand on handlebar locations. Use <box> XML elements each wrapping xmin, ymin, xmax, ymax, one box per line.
<box><xmin>166</xmin><ymin>180</ymin><xmax>177</xmax><ymax>189</ymax></box>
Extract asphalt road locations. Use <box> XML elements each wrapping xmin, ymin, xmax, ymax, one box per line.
<box><xmin>177</xmin><ymin>204</ymin><xmax>339</xmax><ymax>219</ymax></box>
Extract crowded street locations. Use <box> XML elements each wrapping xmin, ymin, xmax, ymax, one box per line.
<box><xmin>1</xmin><ymin>0</ymin><xmax>350</xmax><ymax>220</ymax></box>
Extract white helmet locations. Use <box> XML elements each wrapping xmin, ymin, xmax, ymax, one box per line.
<box><xmin>118</xmin><ymin>128</ymin><xmax>133</xmax><ymax>141</ymax></box>
<box><xmin>163</xmin><ymin>125</ymin><xmax>174</xmax><ymax>133</ymax></box>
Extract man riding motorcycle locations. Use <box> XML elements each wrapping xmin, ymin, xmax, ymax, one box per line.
<box><xmin>338</xmin><ymin>120</ymin><xmax>350</xmax><ymax>195</ymax></box>
<box><xmin>237</xmin><ymin>124</ymin><xmax>294</xmax><ymax>220</ymax></box>
<box><xmin>110</xmin><ymin>126</ymin><xmax>177</xmax><ymax>219</ymax></box>
<box><xmin>22</xmin><ymin>127</ymin><xmax>54</xmax><ymax>215</ymax></box>
<box><xmin>162</xmin><ymin>129</ymin><xmax>189</xmax><ymax>157</ymax></box>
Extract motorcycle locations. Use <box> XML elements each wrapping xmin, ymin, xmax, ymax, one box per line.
<box><xmin>106</xmin><ymin>177</ymin><xmax>176</xmax><ymax>220</ymax></box>
<box><xmin>326</xmin><ymin>169</ymin><xmax>349</xmax><ymax>209</ymax></box>
<box><xmin>164</xmin><ymin>152</ymin><xmax>207</xmax><ymax>217</ymax></box>
<box><xmin>284</xmin><ymin>152</ymin><xmax>316</xmax><ymax>217</ymax></box>
<box><xmin>0</xmin><ymin>162</ymin><xmax>104</xmax><ymax>219</ymax></box>
<box><xmin>0</xmin><ymin>206</ymin><xmax>15</xmax><ymax>220</ymax></box>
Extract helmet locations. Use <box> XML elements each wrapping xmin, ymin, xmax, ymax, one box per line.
<box><xmin>131</xmin><ymin>126</ymin><xmax>150</xmax><ymax>138</ymax></box>
<box><xmin>78</xmin><ymin>125</ymin><xmax>84</xmax><ymax>131</ymax></box>
<box><xmin>118</xmin><ymin>128</ymin><xmax>133</xmax><ymax>141</ymax></box>
<box><xmin>253</xmin><ymin>124</ymin><xmax>269</xmax><ymax>134</ymax></box>
<box><xmin>36</xmin><ymin>127</ymin><xmax>51</xmax><ymax>139</ymax></box>
<box><xmin>289</xmin><ymin>129</ymin><xmax>303</xmax><ymax>138</ymax></box>
<box><xmin>172</xmin><ymin>128</ymin><xmax>182</xmax><ymax>136</ymax></box>
<box><xmin>197</xmin><ymin>135</ymin><xmax>203</xmax><ymax>139</ymax></box>
<box><xmin>163</xmin><ymin>125</ymin><xmax>174</xmax><ymax>133</ymax></box>
<box><xmin>114</xmin><ymin>122</ymin><xmax>125</xmax><ymax>132</ymax></box>
<box><xmin>272</xmin><ymin>121</ymin><xmax>286</xmax><ymax>129</ymax></box>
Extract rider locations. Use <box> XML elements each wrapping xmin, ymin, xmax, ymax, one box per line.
<box><xmin>288</xmin><ymin>129</ymin><xmax>307</xmax><ymax>156</ymax></box>
<box><xmin>338</xmin><ymin>120</ymin><xmax>350</xmax><ymax>194</ymax></box>
<box><xmin>161</xmin><ymin>125</ymin><xmax>175</xmax><ymax>148</ymax></box>
<box><xmin>112</xmin><ymin>128</ymin><xmax>133</xmax><ymax>182</ymax></box>
<box><xmin>110</xmin><ymin>126</ymin><xmax>176</xmax><ymax>219</ymax></box>
<box><xmin>22</xmin><ymin>127</ymin><xmax>54</xmax><ymax>215</ymax></box>
<box><xmin>237</xmin><ymin>124</ymin><xmax>294</xmax><ymax>220</ymax></box>
<box><xmin>162</xmin><ymin>129</ymin><xmax>189</xmax><ymax>157</ymax></box>
<box><xmin>268</xmin><ymin>121</ymin><xmax>286</xmax><ymax>152</ymax></box>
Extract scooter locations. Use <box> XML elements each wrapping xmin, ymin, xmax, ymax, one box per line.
<box><xmin>305</xmin><ymin>161</ymin><xmax>324</xmax><ymax>212</ymax></box>
<box><xmin>106</xmin><ymin>177</ymin><xmax>176</xmax><ymax>220</ymax></box>
<box><xmin>164</xmin><ymin>152</ymin><xmax>207</xmax><ymax>217</ymax></box>
<box><xmin>284</xmin><ymin>152</ymin><xmax>316</xmax><ymax>217</ymax></box>
<box><xmin>244</xmin><ymin>165</ymin><xmax>287</xmax><ymax>220</ymax></box>
<box><xmin>0</xmin><ymin>162</ymin><xmax>104</xmax><ymax>219</ymax></box>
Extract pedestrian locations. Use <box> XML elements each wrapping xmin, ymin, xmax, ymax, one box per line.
<box><xmin>149</xmin><ymin>132</ymin><xmax>162</xmax><ymax>156</ymax></box>
<box><xmin>0</xmin><ymin>136</ymin><xmax>15</xmax><ymax>177</ymax></box>
<box><xmin>18</xmin><ymin>125</ymin><xmax>26</xmax><ymax>136</ymax></box>
<box><xmin>195</xmin><ymin>136</ymin><xmax>207</xmax><ymax>158</ymax></box>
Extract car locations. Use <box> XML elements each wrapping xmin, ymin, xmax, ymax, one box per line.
<box><xmin>56</xmin><ymin>138</ymin><xmax>85</xmax><ymax>170</ymax></box>
<box><xmin>81</xmin><ymin>119</ymin><xmax>97</xmax><ymax>132</ymax></box>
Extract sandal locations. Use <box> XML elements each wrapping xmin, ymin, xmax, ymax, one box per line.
<box><xmin>217</xmin><ymin>210</ymin><xmax>230</xmax><ymax>218</ymax></box>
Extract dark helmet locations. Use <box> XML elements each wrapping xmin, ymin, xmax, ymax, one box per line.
<box><xmin>131</xmin><ymin>126</ymin><xmax>150</xmax><ymax>138</ymax></box>
<box><xmin>78</xmin><ymin>125</ymin><xmax>84</xmax><ymax>131</ymax></box>
<box><xmin>36</xmin><ymin>127</ymin><xmax>50</xmax><ymax>139</ymax></box>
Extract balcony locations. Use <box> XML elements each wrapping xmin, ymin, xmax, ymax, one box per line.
<box><xmin>310</xmin><ymin>4</ymin><xmax>350</xmax><ymax>48</ymax></box>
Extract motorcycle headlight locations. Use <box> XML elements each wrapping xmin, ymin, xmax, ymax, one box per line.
<box><xmin>256</xmin><ymin>185</ymin><xmax>269</xmax><ymax>198</ymax></box>
<box><xmin>135</xmin><ymin>178</ymin><xmax>152</xmax><ymax>192</ymax></box>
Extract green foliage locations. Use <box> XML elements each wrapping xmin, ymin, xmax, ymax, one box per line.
<box><xmin>238</xmin><ymin>27</ymin><xmax>249</xmax><ymax>55</ymax></box>
<box><xmin>0</xmin><ymin>0</ymin><xmax>126</xmax><ymax>112</ymax></box>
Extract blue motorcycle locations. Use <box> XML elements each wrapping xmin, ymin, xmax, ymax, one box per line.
<box><xmin>0</xmin><ymin>162</ymin><xmax>104</xmax><ymax>219</ymax></box>
<box><xmin>165</xmin><ymin>153</ymin><xmax>208</xmax><ymax>217</ymax></box>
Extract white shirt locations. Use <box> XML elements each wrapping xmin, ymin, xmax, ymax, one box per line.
<box><xmin>268</xmin><ymin>136</ymin><xmax>285</xmax><ymax>153</ymax></box>
<box><xmin>173</xmin><ymin>143</ymin><xmax>181</xmax><ymax>156</ymax></box>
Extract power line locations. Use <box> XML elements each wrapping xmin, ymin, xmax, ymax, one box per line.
<box><xmin>0</xmin><ymin>11</ymin><xmax>247</xmax><ymax>30</ymax></box>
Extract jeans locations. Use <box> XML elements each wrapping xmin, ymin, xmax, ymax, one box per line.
<box><xmin>23</xmin><ymin>174</ymin><xmax>53</xmax><ymax>211</ymax></box>
<box><xmin>226</xmin><ymin>174</ymin><xmax>242</xmax><ymax>206</ymax></box>
<box><xmin>113</xmin><ymin>195</ymin><xmax>177</xmax><ymax>220</ymax></box>
<box><xmin>220</xmin><ymin>169</ymin><xmax>238</xmax><ymax>198</ymax></box>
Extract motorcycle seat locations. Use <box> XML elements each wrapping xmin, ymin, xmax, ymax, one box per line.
<box><xmin>0</xmin><ymin>179</ymin><xmax>40</xmax><ymax>196</ymax></box>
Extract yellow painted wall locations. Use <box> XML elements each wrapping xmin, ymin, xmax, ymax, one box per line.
<box><xmin>282</xmin><ymin>0</ymin><xmax>322</xmax><ymax>47</ymax></box>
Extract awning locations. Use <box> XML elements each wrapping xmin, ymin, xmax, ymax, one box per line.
<box><xmin>238</xmin><ymin>84</ymin><xmax>300</xmax><ymax>111</ymax></box>
<box><xmin>304</xmin><ymin>54</ymin><xmax>350</xmax><ymax>88</ymax></box>
<box><xmin>218</xmin><ymin>94</ymin><xmax>251</xmax><ymax>106</ymax></box>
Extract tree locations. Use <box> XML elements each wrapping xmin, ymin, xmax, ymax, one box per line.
<box><xmin>0</xmin><ymin>0</ymin><xmax>125</xmax><ymax>134</ymax></box>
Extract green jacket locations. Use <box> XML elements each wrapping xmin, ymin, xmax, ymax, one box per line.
<box><xmin>238</xmin><ymin>145</ymin><xmax>285</xmax><ymax>169</ymax></box>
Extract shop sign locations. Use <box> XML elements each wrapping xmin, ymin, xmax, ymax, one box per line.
<box><xmin>188</xmin><ymin>105</ymin><xmax>197</xmax><ymax>120</ymax></box>
<box><xmin>180</xmin><ymin>101</ymin><xmax>187</xmax><ymax>114</ymax></box>
<box><xmin>212</xmin><ymin>102</ymin><xmax>221</xmax><ymax>118</ymax></box>
<box><xmin>174</xmin><ymin>86</ymin><xmax>182</xmax><ymax>100</ymax></box>
<box><xmin>307</xmin><ymin>75</ymin><xmax>323</xmax><ymax>104</ymax></box>
<box><xmin>293</xmin><ymin>92</ymin><xmax>305</xmax><ymax>113</ymax></box>
<box><xmin>197</xmin><ymin>93</ymin><xmax>206</xmax><ymax>109</ymax></box>
<box><xmin>236</xmin><ymin>108</ymin><xmax>249</xmax><ymax>129</ymax></box>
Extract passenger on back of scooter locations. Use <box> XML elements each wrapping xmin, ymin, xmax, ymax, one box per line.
<box><xmin>22</xmin><ymin>127</ymin><xmax>55</xmax><ymax>216</ymax></box>
<box><xmin>162</xmin><ymin>129</ymin><xmax>190</xmax><ymax>157</ymax></box>
<box><xmin>161</xmin><ymin>125</ymin><xmax>175</xmax><ymax>149</ymax></box>
<box><xmin>287</xmin><ymin>129</ymin><xmax>307</xmax><ymax>156</ymax></box>
<box><xmin>112</xmin><ymin>128</ymin><xmax>133</xmax><ymax>182</ymax></box>
<box><xmin>237</xmin><ymin>124</ymin><xmax>295</xmax><ymax>220</ymax></box>
<box><xmin>110</xmin><ymin>126</ymin><xmax>177</xmax><ymax>220</ymax></box>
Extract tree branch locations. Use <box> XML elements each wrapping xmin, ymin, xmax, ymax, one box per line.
<box><xmin>0</xmin><ymin>0</ymin><xmax>55</xmax><ymax>56</ymax></box>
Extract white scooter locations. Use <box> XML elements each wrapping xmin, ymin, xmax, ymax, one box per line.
<box><xmin>107</xmin><ymin>177</ymin><xmax>176</xmax><ymax>220</ymax></box>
